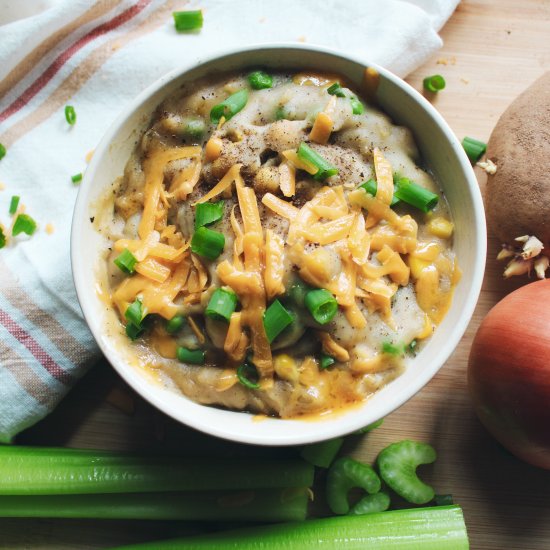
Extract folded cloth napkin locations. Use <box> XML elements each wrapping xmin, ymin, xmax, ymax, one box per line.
<box><xmin>0</xmin><ymin>0</ymin><xmax>459</xmax><ymax>442</ymax></box>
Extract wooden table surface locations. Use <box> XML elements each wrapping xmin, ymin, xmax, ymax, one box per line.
<box><xmin>3</xmin><ymin>1</ymin><xmax>550</xmax><ymax>548</ymax></box>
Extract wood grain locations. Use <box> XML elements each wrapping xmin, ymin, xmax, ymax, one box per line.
<box><xmin>2</xmin><ymin>1</ymin><xmax>550</xmax><ymax>548</ymax></box>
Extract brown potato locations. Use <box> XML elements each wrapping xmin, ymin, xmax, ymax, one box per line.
<box><xmin>485</xmin><ymin>72</ymin><xmax>550</xmax><ymax>247</ymax></box>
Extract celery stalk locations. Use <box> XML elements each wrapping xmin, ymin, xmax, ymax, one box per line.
<box><xmin>0</xmin><ymin>446</ymin><xmax>313</xmax><ymax>495</ymax></box>
<box><xmin>110</xmin><ymin>506</ymin><xmax>469</xmax><ymax>549</ymax></box>
<box><xmin>0</xmin><ymin>488</ymin><xmax>308</xmax><ymax>522</ymax></box>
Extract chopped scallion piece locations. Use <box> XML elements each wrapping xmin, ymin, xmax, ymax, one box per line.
<box><xmin>125</xmin><ymin>298</ymin><xmax>144</xmax><ymax>328</ymax></box>
<box><xmin>210</xmin><ymin>90</ymin><xmax>248</xmax><ymax>124</ymax></box>
<box><xmin>320</xmin><ymin>353</ymin><xmax>336</xmax><ymax>370</ymax></box>
<box><xmin>64</xmin><ymin>105</ymin><xmax>76</xmax><ymax>125</ymax></box>
<box><xmin>125</xmin><ymin>322</ymin><xmax>144</xmax><ymax>340</ymax></box>
<box><xmin>237</xmin><ymin>363</ymin><xmax>260</xmax><ymax>390</ymax></box>
<box><xmin>350</xmin><ymin>97</ymin><xmax>365</xmax><ymax>115</ymax></box>
<box><xmin>166</xmin><ymin>314</ymin><xmax>186</xmax><ymax>334</ymax></box>
<box><xmin>71</xmin><ymin>173</ymin><xmax>83</xmax><ymax>184</ymax></box>
<box><xmin>191</xmin><ymin>226</ymin><xmax>225</xmax><ymax>260</ymax></box>
<box><xmin>304</xmin><ymin>288</ymin><xmax>338</xmax><ymax>325</ymax></box>
<box><xmin>114</xmin><ymin>248</ymin><xmax>137</xmax><ymax>274</ymax></box>
<box><xmin>248</xmin><ymin>71</ymin><xmax>273</xmax><ymax>90</ymax></box>
<box><xmin>423</xmin><ymin>74</ymin><xmax>446</xmax><ymax>93</ymax></box>
<box><xmin>360</xmin><ymin>179</ymin><xmax>400</xmax><ymax>207</ymax></box>
<box><xmin>177</xmin><ymin>347</ymin><xmax>205</xmax><ymax>365</ymax></box>
<box><xmin>382</xmin><ymin>341</ymin><xmax>403</xmax><ymax>356</ymax></box>
<box><xmin>8</xmin><ymin>196</ymin><xmax>20</xmax><ymax>215</ymax></box>
<box><xmin>297</xmin><ymin>142</ymin><xmax>338</xmax><ymax>180</ymax></box>
<box><xmin>394</xmin><ymin>177</ymin><xmax>439</xmax><ymax>213</ymax></box>
<box><xmin>327</xmin><ymin>82</ymin><xmax>346</xmax><ymax>98</ymax></box>
<box><xmin>194</xmin><ymin>201</ymin><xmax>224</xmax><ymax>229</ymax></box>
<box><xmin>462</xmin><ymin>136</ymin><xmax>487</xmax><ymax>163</ymax></box>
<box><xmin>205</xmin><ymin>288</ymin><xmax>238</xmax><ymax>322</ymax></box>
<box><xmin>172</xmin><ymin>10</ymin><xmax>203</xmax><ymax>32</ymax></box>
<box><xmin>183</xmin><ymin>119</ymin><xmax>206</xmax><ymax>139</ymax></box>
<box><xmin>0</xmin><ymin>227</ymin><xmax>6</xmax><ymax>249</ymax></box>
<box><xmin>12</xmin><ymin>214</ymin><xmax>37</xmax><ymax>236</ymax></box>
<box><xmin>408</xmin><ymin>339</ymin><xmax>418</xmax><ymax>354</ymax></box>
<box><xmin>263</xmin><ymin>299</ymin><xmax>295</xmax><ymax>343</ymax></box>
<box><xmin>275</xmin><ymin>106</ymin><xmax>287</xmax><ymax>120</ymax></box>
<box><xmin>0</xmin><ymin>143</ymin><xmax>6</xmax><ymax>160</ymax></box>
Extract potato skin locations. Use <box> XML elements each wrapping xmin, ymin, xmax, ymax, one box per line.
<box><xmin>485</xmin><ymin>72</ymin><xmax>550</xmax><ymax>247</ymax></box>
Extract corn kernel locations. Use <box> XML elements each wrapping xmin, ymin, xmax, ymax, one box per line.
<box><xmin>205</xmin><ymin>137</ymin><xmax>223</xmax><ymax>162</ymax></box>
<box><xmin>427</xmin><ymin>217</ymin><xmax>454</xmax><ymax>239</ymax></box>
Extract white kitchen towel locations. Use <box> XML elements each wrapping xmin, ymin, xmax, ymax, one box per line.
<box><xmin>0</xmin><ymin>0</ymin><xmax>459</xmax><ymax>442</ymax></box>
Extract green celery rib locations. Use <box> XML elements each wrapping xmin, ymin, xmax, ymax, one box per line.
<box><xmin>0</xmin><ymin>488</ymin><xmax>308</xmax><ymax>522</ymax></box>
<box><xmin>110</xmin><ymin>506</ymin><xmax>469</xmax><ymax>550</ymax></box>
<box><xmin>0</xmin><ymin>447</ymin><xmax>313</xmax><ymax>495</ymax></box>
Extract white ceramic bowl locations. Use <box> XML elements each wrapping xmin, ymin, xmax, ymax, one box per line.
<box><xmin>71</xmin><ymin>44</ymin><xmax>486</xmax><ymax>446</ymax></box>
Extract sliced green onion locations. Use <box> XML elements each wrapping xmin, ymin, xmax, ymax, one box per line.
<box><xmin>287</xmin><ymin>278</ymin><xmax>311</xmax><ymax>308</ymax></box>
<box><xmin>210</xmin><ymin>90</ymin><xmax>248</xmax><ymax>124</ymax></box>
<box><xmin>177</xmin><ymin>347</ymin><xmax>205</xmax><ymax>365</ymax></box>
<box><xmin>304</xmin><ymin>288</ymin><xmax>338</xmax><ymax>325</ymax></box>
<box><xmin>125</xmin><ymin>299</ymin><xmax>144</xmax><ymax>327</ymax></box>
<box><xmin>275</xmin><ymin>106</ymin><xmax>287</xmax><ymax>121</ymax></box>
<box><xmin>423</xmin><ymin>74</ymin><xmax>446</xmax><ymax>93</ymax></box>
<box><xmin>172</xmin><ymin>10</ymin><xmax>203</xmax><ymax>32</ymax></box>
<box><xmin>320</xmin><ymin>353</ymin><xmax>335</xmax><ymax>370</ymax></box>
<box><xmin>326</xmin><ymin>457</ymin><xmax>381</xmax><ymax>515</ymax></box>
<box><xmin>435</xmin><ymin>494</ymin><xmax>454</xmax><ymax>506</ymax></box>
<box><xmin>205</xmin><ymin>288</ymin><xmax>238</xmax><ymax>322</ymax></box>
<box><xmin>382</xmin><ymin>341</ymin><xmax>404</xmax><ymax>356</ymax></box>
<box><xmin>0</xmin><ymin>488</ymin><xmax>308</xmax><ymax>522</ymax></box>
<box><xmin>248</xmin><ymin>71</ymin><xmax>273</xmax><ymax>90</ymax></box>
<box><xmin>191</xmin><ymin>226</ymin><xmax>225</xmax><ymax>260</ymax></box>
<box><xmin>297</xmin><ymin>142</ymin><xmax>338</xmax><ymax>180</ymax></box>
<box><xmin>263</xmin><ymin>299</ymin><xmax>295</xmax><ymax>343</ymax></box>
<box><xmin>12</xmin><ymin>214</ymin><xmax>37</xmax><ymax>236</ymax></box>
<box><xmin>377</xmin><ymin>440</ymin><xmax>437</xmax><ymax>504</ymax></box>
<box><xmin>359</xmin><ymin>179</ymin><xmax>400</xmax><ymax>207</ymax></box>
<box><xmin>356</xmin><ymin>418</ymin><xmax>384</xmax><ymax>434</ymax></box>
<box><xmin>194</xmin><ymin>201</ymin><xmax>224</xmax><ymax>229</ymax></box>
<box><xmin>237</xmin><ymin>363</ymin><xmax>260</xmax><ymax>390</ymax></box>
<box><xmin>64</xmin><ymin>105</ymin><xmax>76</xmax><ymax>125</ymax></box>
<box><xmin>0</xmin><ymin>227</ymin><xmax>6</xmax><ymax>249</ymax></box>
<box><xmin>184</xmin><ymin>119</ymin><xmax>206</xmax><ymax>139</ymax></box>
<box><xmin>125</xmin><ymin>323</ymin><xmax>144</xmax><ymax>341</ymax></box>
<box><xmin>350</xmin><ymin>491</ymin><xmax>391</xmax><ymax>515</ymax></box>
<box><xmin>0</xmin><ymin>445</ymin><xmax>314</xmax><ymax>494</ymax></box>
<box><xmin>408</xmin><ymin>339</ymin><xmax>418</xmax><ymax>354</ymax></box>
<box><xmin>327</xmin><ymin>82</ymin><xmax>346</xmax><ymax>98</ymax></box>
<box><xmin>462</xmin><ymin>136</ymin><xmax>487</xmax><ymax>163</ymax></box>
<box><xmin>0</xmin><ymin>143</ymin><xmax>6</xmax><ymax>160</ymax></box>
<box><xmin>71</xmin><ymin>173</ymin><xmax>83</xmax><ymax>184</ymax></box>
<box><xmin>166</xmin><ymin>314</ymin><xmax>186</xmax><ymax>334</ymax></box>
<box><xmin>394</xmin><ymin>177</ymin><xmax>439</xmax><ymax>213</ymax></box>
<box><xmin>114</xmin><ymin>248</ymin><xmax>138</xmax><ymax>275</ymax></box>
<box><xmin>8</xmin><ymin>196</ymin><xmax>19</xmax><ymax>215</ymax></box>
<box><xmin>108</xmin><ymin>506</ymin><xmax>469</xmax><ymax>550</ymax></box>
<box><xmin>350</xmin><ymin>97</ymin><xmax>365</xmax><ymax>115</ymax></box>
<box><xmin>300</xmin><ymin>437</ymin><xmax>343</xmax><ymax>468</ymax></box>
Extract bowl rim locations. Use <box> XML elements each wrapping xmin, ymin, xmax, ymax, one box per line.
<box><xmin>71</xmin><ymin>42</ymin><xmax>486</xmax><ymax>446</ymax></box>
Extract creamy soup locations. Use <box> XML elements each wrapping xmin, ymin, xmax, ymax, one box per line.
<box><xmin>100</xmin><ymin>69</ymin><xmax>460</xmax><ymax>418</ymax></box>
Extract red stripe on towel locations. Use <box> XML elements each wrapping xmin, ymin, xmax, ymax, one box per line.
<box><xmin>0</xmin><ymin>0</ymin><xmax>151</xmax><ymax>124</ymax></box>
<box><xmin>0</xmin><ymin>308</ymin><xmax>74</xmax><ymax>386</ymax></box>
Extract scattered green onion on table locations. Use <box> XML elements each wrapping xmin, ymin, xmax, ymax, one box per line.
<box><xmin>423</xmin><ymin>74</ymin><xmax>446</xmax><ymax>93</ymax></box>
<box><xmin>71</xmin><ymin>172</ymin><xmax>83</xmax><ymax>184</ymax></box>
<box><xmin>172</xmin><ymin>10</ymin><xmax>203</xmax><ymax>32</ymax></box>
<box><xmin>8</xmin><ymin>195</ymin><xmax>19</xmax><ymax>215</ymax></box>
<box><xmin>0</xmin><ymin>142</ymin><xmax>6</xmax><ymax>160</ymax></box>
<box><xmin>462</xmin><ymin>136</ymin><xmax>487</xmax><ymax>163</ymax></box>
<box><xmin>64</xmin><ymin>105</ymin><xmax>76</xmax><ymax>125</ymax></box>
